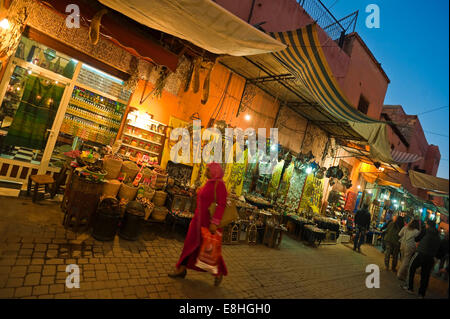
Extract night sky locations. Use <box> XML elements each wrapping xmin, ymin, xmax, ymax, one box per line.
<box><xmin>321</xmin><ymin>0</ymin><xmax>449</xmax><ymax>178</ymax></box>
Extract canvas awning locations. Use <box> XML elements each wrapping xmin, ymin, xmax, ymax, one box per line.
<box><xmin>409</xmin><ymin>170</ymin><xmax>449</xmax><ymax>194</ymax></box>
<box><xmin>269</xmin><ymin>24</ymin><xmax>398</xmax><ymax>164</ymax></box>
<box><xmin>98</xmin><ymin>0</ymin><xmax>286</xmax><ymax>56</ymax></box>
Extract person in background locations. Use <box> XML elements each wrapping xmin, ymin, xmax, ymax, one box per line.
<box><xmin>384</xmin><ymin>215</ymin><xmax>404</xmax><ymax>272</ymax></box>
<box><xmin>353</xmin><ymin>203</ymin><xmax>371</xmax><ymax>253</ymax></box>
<box><xmin>397</xmin><ymin>219</ymin><xmax>421</xmax><ymax>281</ymax></box>
<box><xmin>168</xmin><ymin>162</ymin><xmax>228</xmax><ymax>286</ymax></box>
<box><xmin>381</xmin><ymin>214</ymin><xmax>397</xmax><ymax>252</ymax></box>
<box><xmin>402</xmin><ymin>220</ymin><xmax>442</xmax><ymax>298</ymax></box>
<box><xmin>436</xmin><ymin>232</ymin><xmax>449</xmax><ymax>278</ymax></box>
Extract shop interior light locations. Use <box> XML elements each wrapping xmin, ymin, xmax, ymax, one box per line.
<box><xmin>55</xmin><ymin>81</ymin><xmax>58</xmax><ymax>84</ymax></box>
<box><xmin>0</xmin><ymin>18</ymin><xmax>10</xmax><ymax>30</ymax></box>
<box><xmin>393</xmin><ymin>199</ymin><xmax>397</xmax><ymax>203</ymax></box>
<box><xmin>27</xmin><ymin>70</ymin><xmax>32</xmax><ymax>75</ymax></box>
<box><xmin>368</xmin><ymin>190</ymin><xmax>372</xmax><ymax>194</ymax></box>
<box><xmin>244</xmin><ymin>114</ymin><xmax>251</xmax><ymax>121</ymax></box>
<box><xmin>305</xmin><ymin>166</ymin><xmax>313</xmax><ymax>174</ymax></box>
<box><xmin>384</xmin><ymin>194</ymin><xmax>388</xmax><ymax>199</ymax></box>
<box><xmin>401</xmin><ymin>201</ymin><xmax>405</xmax><ymax>205</ymax></box>
<box><xmin>357</xmin><ymin>185</ymin><xmax>361</xmax><ymax>189</ymax></box>
<box><xmin>270</xmin><ymin>144</ymin><xmax>277</xmax><ymax>151</ymax></box>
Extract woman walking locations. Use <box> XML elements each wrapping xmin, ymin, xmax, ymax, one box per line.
<box><xmin>384</xmin><ymin>215</ymin><xmax>404</xmax><ymax>272</ymax></box>
<box><xmin>397</xmin><ymin>219</ymin><xmax>420</xmax><ymax>281</ymax></box>
<box><xmin>169</xmin><ymin>162</ymin><xmax>228</xmax><ymax>286</ymax></box>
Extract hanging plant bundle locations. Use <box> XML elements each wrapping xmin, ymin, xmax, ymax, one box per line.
<box><xmin>153</xmin><ymin>67</ymin><xmax>170</xmax><ymax>99</ymax></box>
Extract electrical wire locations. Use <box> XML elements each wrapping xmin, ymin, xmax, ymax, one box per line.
<box><xmin>417</xmin><ymin>106</ymin><xmax>448</xmax><ymax>116</ymax></box>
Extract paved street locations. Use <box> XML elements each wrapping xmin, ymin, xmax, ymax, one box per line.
<box><xmin>0</xmin><ymin>196</ymin><xmax>447</xmax><ymax>299</ymax></box>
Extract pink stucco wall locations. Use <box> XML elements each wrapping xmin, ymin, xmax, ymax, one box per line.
<box><xmin>216</xmin><ymin>0</ymin><xmax>389</xmax><ymax>121</ymax></box>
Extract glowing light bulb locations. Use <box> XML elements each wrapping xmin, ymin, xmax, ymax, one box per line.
<box><xmin>55</xmin><ymin>81</ymin><xmax>58</xmax><ymax>84</ymax></box>
<box><xmin>0</xmin><ymin>19</ymin><xmax>10</xmax><ymax>30</ymax></box>
<box><xmin>357</xmin><ymin>185</ymin><xmax>361</xmax><ymax>189</ymax></box>
<box><xmin>244</xmin><ymin>114</ymin><xmax>251</xmax><ymax>121</ymax></box>
<box><xmin>305</xmin><ymin>166</ymin><xmax>312</xmax><ymax>174</ymax></box>
<box><xmin>16</xmin><ymin>87</ymin><xmax>20</xmax><ymax>91</ymax></box>
<box><xmin>27</xmin><ymin>70</ymin><xmax>32</xmax><ymax>75</ymax></box>
<box><xmin>271</xmin><ymin>144</ymin><xmax>277</xmax><ymax>151</ymax></box>
<box><xmin>368</xmin><ymin>190</ymin><xmax>372</xmax><ymax>194</ymax></box>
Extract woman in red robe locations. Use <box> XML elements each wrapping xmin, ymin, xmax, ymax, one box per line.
<box><xmin>169</xmin><ymin>162</ymin><xmax>228</xmax><ymax>286</ymax></box>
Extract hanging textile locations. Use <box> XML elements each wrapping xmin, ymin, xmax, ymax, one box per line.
<box><xmin>285</xmin><ymin>168</ymin><xmax>308</xmax><ymax>212</ymax></box>
<box><xmin>276</xmin><ymin>161</ymin><xmax>295</xmax><ymax>205</ymax></box>
<box><xmin>269</xmin><ymin>24</ymin><xmax>394</xmax><ymax>164</ymax></box>
<box><xmin>4</xmin><ymin>75</ymin><xmax>64</xmax><ymax>150</ymax></box>
<box><xmin>267</xmin><ymin>160</ymin><xmax>284</xmax><ymax>197</ymax></box>
<box><xmin>298</xmin><ymin>174</ymin><xmax>323</xmax><ymax>214</ymax></box>
<box><xmin>224</xmin><ymin>147</ymin><xmax>248</xmax><ymax>196</ymax></box>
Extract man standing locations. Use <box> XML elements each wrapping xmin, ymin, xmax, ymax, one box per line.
<box><xmin>402</xmin><ymin>220</ymin><xmax>441</xmax><ymax>298</ymax></box>
<box><xmin>353</xmin><ymin>203</ymin><xmax>371</xmax><ymax>253</ymax></box>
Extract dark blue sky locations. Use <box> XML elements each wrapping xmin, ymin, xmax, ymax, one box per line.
<box><xmin>321</xmin><ymin>0</ymin><xmax>449</xmax><ymax>178</ymax></box>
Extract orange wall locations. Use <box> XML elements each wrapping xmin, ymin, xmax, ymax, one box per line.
<box><xmin>128</xmin><ymin>63</ymin><xmax>279</xmax><ymax>132</ymax></box>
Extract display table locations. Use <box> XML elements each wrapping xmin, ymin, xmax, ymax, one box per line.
<box><xmin>303</xmin><ymin>225</ymin><xmax>326</xmax><ymax>247</ymax></box>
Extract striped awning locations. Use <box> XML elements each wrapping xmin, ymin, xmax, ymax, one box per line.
<box><xmin>269</xmin><ymin>24</ymin><xmax>397</xmax><ymax>164</ymax></box>
<box><xmin>391</xmin><ymin>149</ymin><xmax>422</xmax><ymax>163</ymax></box>
<box><xmin>270</xmin><ymin>24</ymin><xmax>380</xmax><ymax>124</ymax></box>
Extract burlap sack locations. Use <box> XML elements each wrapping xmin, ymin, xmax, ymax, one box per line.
<box><xmin>102</xmin><ymin>179</ymin><xmax>121</xmax><ymax>198</ymax></box>
<box><xmin>120</xmin><ymin>161</ymin><xmax>139</xmax><ymax>182</ymax></box>
<box><xmin>151</xmin><ymin>206</ymin><xmax>168</xmax><ymax>221</ymax></box>
<box><xmin>118</xmin><ymin>183</ymin><xmax>138</xmax><ymax>201</ymax></box>
<box><xmin>103</xmin><ymin>156</ymin><xmax>122</xmax><ymax>179</ymax></box>
<box><xmin>152</xmin><ymin>191</ymin><xmax>167</xmax><ymax>207</ymax></box>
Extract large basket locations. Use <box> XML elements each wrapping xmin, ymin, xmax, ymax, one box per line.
<box><xmin>103</xmin><ymin>156</ymin><xmax>123</xmax><ymax>180</ymax></box>
<box><xmin>144</xmin><ymin>204</ymin><xmax>155</xmax><ymax>220</ymax></box>
<box><xmin>102</xmin><ymin>179</ymin><xmax>121</xmax><ymax>198</ymax></box>
<box><xmin>120</xmin><ymin>161</ymin><xmax>139</xmax><ymax>183</ymax></box>
<box><xmin>152</xmin><ymin>191</ymin><xmax>167</xmax><ymax>207</ymax></box>
<box><xmin>118</xmin><ymin>183</ymin><xmax>138</xmax><ymax>201</ymax></box>
<box><xmin>151</xmin><ymin>206</ymin><xmax>168</xmax><ymax>221</ymax></box>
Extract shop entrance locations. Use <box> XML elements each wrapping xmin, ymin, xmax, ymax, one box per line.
<box><xmin>0</xmin><ymin>34</ymin><xmax>130</xmax><ymax>188</ymax></box>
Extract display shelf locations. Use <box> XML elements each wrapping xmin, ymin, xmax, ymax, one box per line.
<box><xmin>69</xmin><ymin>98</ymin><xmax>122</xmax><ymax>121</ymax></box>
<box><xmin>74</xmin><ymin>82</ymin><xmax>129</xmax><ymax>105</ymax></box>
<box><xmin>65</xmin><ymin>108</ymin><xmax>121</xmax><ymax>128</ymax></box>
<box><xmin>121</xmin><ymin>143</ymin><xmax>159</xmax><ymax>156</ymax></box>
<box><xmin>125</xmin><ymin>123</ymin><xmax>165</xmax><ymax>136</ymax></box>
<box><xmin>123</xmin><ymin>133</ymin><xmax>162</xmax><ymax>146</ymax></box>
<box><xmin>119</xmin><ymin>111</ymin><xmax>167</xmax><ymax>165</ymax></box>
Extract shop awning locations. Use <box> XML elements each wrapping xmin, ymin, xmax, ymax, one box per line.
<box><xmin>269</xmin><ymin>24</ymin><xmax>396</xmax><ymax>164</ymax></box>
<box><xmin>98</xmin><ymin>0</ymin><xmax>286</xmax><ymax>56</ymax></box>
<box><xmin>409</xmin><ymin>170</ymin><xmax>449</xmax><ymax>194</ymax></box>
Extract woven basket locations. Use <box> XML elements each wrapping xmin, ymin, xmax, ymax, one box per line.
<box><xmin>152</xmin><ymin>191</ymin><xmax>167</xmax><ymax>207</ymax></box>
<box><xmin>151</xmin><ymin>206</ymin><xmax>168</xmax><ymax>221</ymax></box>
<box><xmin>118</xmin><ymin>183</ymin><xmax>138</xmax><ymax>201</ymax></box>
<box><xmin>144</xmin><ymin>204</ymin><xmax>155</xmax><ymax>220</ymax></box>
<box><xmin>120</xmin><ymin>161</ymin><xmax>139</xmax><ymax>183</ymax></box>
<box><xmin>103</xmin><ymin>156</ymin><xmax>122</xmax><ymax>180</ymax></box>
<box><xmin>102</xmin><ymin>179</ymin><xmax>121</xmax><ymax>198</ymax></box>
<box><xmin>143</xmin><ymin>189</ymin><xmax>155</xmax><ymax>201</ymax></box>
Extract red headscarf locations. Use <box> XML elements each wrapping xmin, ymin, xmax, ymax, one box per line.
<box><xmin>207</xmin><ymin>162</ymin><xmax>224</xmax><ymax>181</ymax></box>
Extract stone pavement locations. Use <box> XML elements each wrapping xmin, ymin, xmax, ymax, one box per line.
<box><xmin>0</xmin><ymin>196</ymin><xmax>447</xmax><ymax>299</ymax></box>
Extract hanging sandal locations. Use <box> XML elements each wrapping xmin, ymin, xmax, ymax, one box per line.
<box><xmin>214</xmin><ymin>275</ymin><xmax>223</xmax><ymax>287</ymax></box>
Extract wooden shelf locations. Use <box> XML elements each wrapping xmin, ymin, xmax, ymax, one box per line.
<box><xmin>125</xmin><ymin>123</ymin><xmax>166</xmax><ymax>136</ymax></box>
<box><xmin>123</xmin><ymin>133</ymin><xmax>162</xmax><ymax>146</ymax></box>
<box><xmin>122</xmin><ymin>143</ymin><xmax>159</xmax><ymax>156</ymax></box>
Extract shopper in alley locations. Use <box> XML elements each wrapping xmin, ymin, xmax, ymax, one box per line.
<box><xmin>169</xmin><ymin>162</ymin><xmax>228</xmax><ymax>286</ymax></box>
<box><xmin>402</xmin><ymin>219</ymin><xmax>442</xmax><ymax>298</ymax></box>
<box><xmin>384</xmin><ymin>215</ymin><xmax>404</xmax><ymax>272</ymax></box>
<box><xmin>397</xmin><ymin>219</ymin><xmax>421</xmax><ymax>281</ymax></box>
<box><xmin>353</xmin><ymin>203</ymin><xmax>371</xmax><ymax>253</ymax></box>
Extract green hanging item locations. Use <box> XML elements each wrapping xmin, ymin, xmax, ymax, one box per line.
<box><xmin>62</xmin><ymin>59</ymin><xmax>76</xmax><ymax>78</ymax></box>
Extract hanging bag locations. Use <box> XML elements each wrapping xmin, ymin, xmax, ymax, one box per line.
<box><xmin>208</xmin><ymin>181</ymin><xmax>238</xmax><ymax>228</ymax></box>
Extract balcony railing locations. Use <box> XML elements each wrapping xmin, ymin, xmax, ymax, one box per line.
<box><xmin>297</xmin><ymin>0</ymin><xmax>358</xmax><ymax>45</ymax></box>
